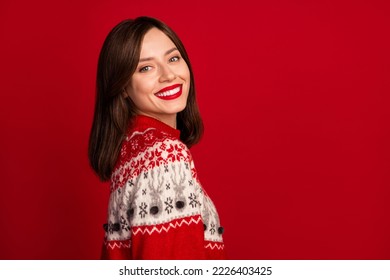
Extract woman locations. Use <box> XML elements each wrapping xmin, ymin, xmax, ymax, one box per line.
<box><xmin>89</xmin><ymin>16</ymin><xmax>226</xmax><ymax>259</ymax></box>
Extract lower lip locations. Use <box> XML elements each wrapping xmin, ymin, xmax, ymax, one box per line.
<box><xmin>155</xmin><ymin>86</ymin><xmax>182</xmax><ymax>100</ymax></box>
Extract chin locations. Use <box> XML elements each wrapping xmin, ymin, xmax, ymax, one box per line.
<box><xmin>169</xmin><ymin>105</ymin><xmax>187</xmax><ymax>114</ymax></box>
<box><xmin>169</xmin><ymin>100</ymin><xmax>187</xmax><ymax>113</ymax></box>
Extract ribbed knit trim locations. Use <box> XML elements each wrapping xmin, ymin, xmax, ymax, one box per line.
<box><xmin>132</xmin><ymin>115</ymin><xmax>180</xmax><ymax>139</ymax></box>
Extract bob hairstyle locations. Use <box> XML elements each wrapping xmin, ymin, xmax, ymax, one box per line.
<box><xmin>88</xmin><ymin>16</ymin><xmax>204</xmax><ymax>181</ymax></box>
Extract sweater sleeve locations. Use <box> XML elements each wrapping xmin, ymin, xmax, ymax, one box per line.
<box><xmin>102</xmin><ymin>134</ymin><xmax>207</xmax><ymax>259</ymax></box>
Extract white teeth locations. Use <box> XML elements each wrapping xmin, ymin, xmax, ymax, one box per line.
<box><xmin>156</xmin><ymin>86</ymin><xmax>180</xmax><ymax>97</ymax></box>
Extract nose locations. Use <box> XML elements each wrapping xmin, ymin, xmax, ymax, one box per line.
<box><xmin>158</xmin><ymin>64</ymin><xmax>176</xmax><ymax>83</ymax></box>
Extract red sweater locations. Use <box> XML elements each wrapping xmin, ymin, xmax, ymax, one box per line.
<box><xmin>101</xmin><ymin>115</ymin><xmax>226</xmax><ymax>259</ymax></box>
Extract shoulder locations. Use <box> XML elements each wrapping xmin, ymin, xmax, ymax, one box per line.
<box><xmin>112</xmin><ymin>127</ymin><xmax>193</xmax><ymax>189</ymax></box>
<box><xmin>121</xmin><ymin>127</ymin><xmax>190</xmax><ymax>163</ymax></box>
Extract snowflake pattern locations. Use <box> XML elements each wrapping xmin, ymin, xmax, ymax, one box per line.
<box><xmin>144</xmin><ymin>131</ymin><xmax>154</xmax><ymax>141</ymax></box>
<box><xmin>188</xmin><ymin>193</ymin><xmax>199</xmax><ymax>208</ymax></box>
<box><xmin>166</xmin><ymin>144</ymin><xmax>185</xmax><ymax>162</ymax></box>
<box><xmin>130</xmin><ymin>139</ymin><xmax>139</xmax><ymax>151</ymax></box>
<box><xmin>139</xmin><ymin>202</ymin><xmax>147</xmax><ymax>218</ymax></box>
<box><xmin>120</xmin><ymin>216</ymin><xmax>130</xmax><ymax>232</ymax></box>
<box><xmin>112</xmin><ymin>129</ymin><xmax>190</xmax><ymax>189</ymax></box>
<box><xmin>164</xmin><ymin>197</ymin><xmax>174</xmax><ymax>214</ymax></box>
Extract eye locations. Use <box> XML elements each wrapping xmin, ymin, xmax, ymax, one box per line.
<box><xmin>139</xmin><ymin>65</ymin><xmax>152</xmax><ymax>73</ymax></box>
<box><xmin>169</xmin><ymin>56</ymin><xmax>180</xmax><ymax>63</ymax></box>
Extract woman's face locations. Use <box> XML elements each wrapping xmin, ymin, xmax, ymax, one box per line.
<box><xmin>125</xmin><ymin>28</ymin><xmax>190</xmax><ymax>128</ymax></box>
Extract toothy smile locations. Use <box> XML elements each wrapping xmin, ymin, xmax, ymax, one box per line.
<box><xmin>155</xmin><ymin>84</ymin><xmax>182</xmax><ymax>100</ymax></box>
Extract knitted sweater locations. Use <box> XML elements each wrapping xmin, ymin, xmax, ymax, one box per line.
<box><xmin>101</xmin><ymin>115</ymin><xmax>226</xmax><ymax>259</ymax></box>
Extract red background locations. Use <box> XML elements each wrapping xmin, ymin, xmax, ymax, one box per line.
<box><xmin>0</xmin><ymin>0</ymin><xmax>389</xmax><ymax>259</ymax></box>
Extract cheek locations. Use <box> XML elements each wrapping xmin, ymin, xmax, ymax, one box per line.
<box><xmin>130</xmin><ymin>77</ymin><xmax>153</xmax><ymax>98</ymax></box>
<box><xmin>184</xmin><ymin>68</ymin><xmax>191</xmax><ymax>90</ymax></box>
<box><xmin>183</xmin><ymin>64</ymin><xmax>190</xmax><ymax>80</ymax></box>
<box><xmin>179</xmin><ymin>65</ymin><xmax>191</xmax><ymax>89</ymax></box>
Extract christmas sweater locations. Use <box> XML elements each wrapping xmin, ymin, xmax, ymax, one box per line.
<box><xmin>102</xmin><ymin>115</ymin><xmax>226</xmax><ymax>259</ymax></box>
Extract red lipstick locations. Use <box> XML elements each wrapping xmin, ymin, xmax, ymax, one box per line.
<box><xmin>154</xmin><ymin>84</ymin><xmax>182</xmax><ymax>100</ymax></box>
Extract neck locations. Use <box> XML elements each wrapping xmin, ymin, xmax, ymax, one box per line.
<box><xmin>164</xmin><ymin>115</ymin><xmax>177</xmax><ymax>129</ymax></box>
<box><xmin>137</xmin><ymin>113</ymin><xmax>177</xmax><ymax>129</ymax></box>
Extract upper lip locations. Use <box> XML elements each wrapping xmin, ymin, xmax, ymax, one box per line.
<box><xmin>155</xmin><ymin>84</ymin><xmax>181</xmax><ymax>95</ymax></box>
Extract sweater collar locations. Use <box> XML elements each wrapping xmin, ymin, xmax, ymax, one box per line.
<box><xmin>132</xmin><ymin>115</ymin><xmax>181</xmax><ymax>139</ymax></box>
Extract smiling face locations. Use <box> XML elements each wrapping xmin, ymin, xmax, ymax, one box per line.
<box><xmin>125</xmin><ymin>28</ymin><xmax>191</xmax><ymax>128</ymax></box>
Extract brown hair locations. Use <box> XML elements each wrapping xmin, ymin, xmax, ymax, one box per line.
<box><xmin>88</xmin><ymin>16</ymin><xmax>204</xmax><ymax>181</ymax></box>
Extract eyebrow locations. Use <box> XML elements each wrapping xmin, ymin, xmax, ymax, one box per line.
<box><xmin>138</xmin><ymin>47</ymin><xmax>178</xmax><ymax>62</ymax></box>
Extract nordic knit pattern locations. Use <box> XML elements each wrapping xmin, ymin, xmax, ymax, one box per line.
<box><xmin>102</xmin><ymin>115</ymin><xmax>226</xmax><ymax>259</ymax></box>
